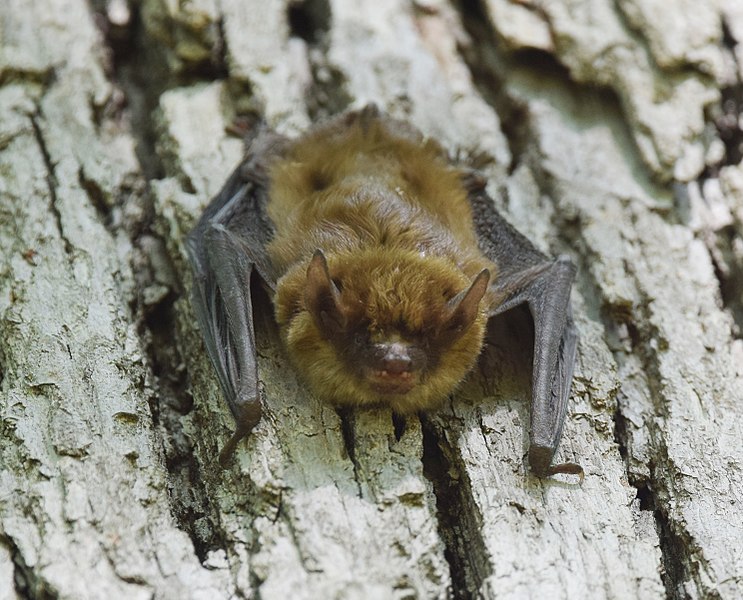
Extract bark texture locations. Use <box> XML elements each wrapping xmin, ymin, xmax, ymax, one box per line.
<box><xmin>1</xmin><ymin>0</ymin><xmax>742</xmax><ymax>598</ymax></box>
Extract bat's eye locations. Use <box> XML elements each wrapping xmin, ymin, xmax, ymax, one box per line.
<box><xmin>445</xmin><ymin>321</ymin><xmax>466</xmax><ymax>334</ymax></box>
<box><xmin>309</xmin><ymin>171</ymin><xmax>330</xmax><ymax>191</ymax></box>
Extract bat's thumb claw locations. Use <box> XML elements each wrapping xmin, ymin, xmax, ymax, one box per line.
<box><xmin>545</xmin><ymin>462</ymin><xmax>585</xmax><ymax>482</ymax></box>
<box><xmin>218</xmin><ymin>402</ymin><xmax>262</xmax><ymax>468</ymax></box>
<box><xmin>218</xmin><ymin>430</ymin><xmax>245</xmax><ymax>468</ymax></box>
<box><xmin>529</xmin><ymin>445</ymin><xmax>584</xmax><ymax>481</ymax></box>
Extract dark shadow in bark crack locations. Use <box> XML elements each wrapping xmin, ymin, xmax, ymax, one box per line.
<box><xmin>88</xmin><ymin>0</ymin><xmax>232</xmax><ymax>563</ymax></box>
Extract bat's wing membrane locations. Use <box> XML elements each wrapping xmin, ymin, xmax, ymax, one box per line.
<box><xmin>186</xmin><ymin>142</ymin><xmax>279</xmax><ymax>465</ymax></box>
<box><xmin>466</xmin><ymin>178</ymin><xmax>580</xmax><ymax>477</ymax></box>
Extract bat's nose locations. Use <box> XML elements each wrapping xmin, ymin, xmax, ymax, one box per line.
<box><xmin>366</xmin><ymin>341</ymin><xmax>423</xmax><ymax>394</ymax></box>
<box><xmin>382</xmin><ymin>343</ymin><xmax>413</xmax><ymax>374</ymax></box>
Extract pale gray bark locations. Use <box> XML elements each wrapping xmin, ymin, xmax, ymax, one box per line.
<box><xmin>1</xmin><ymin>0</ymin><xmax>742</xmax><ymax>599</ymax></box>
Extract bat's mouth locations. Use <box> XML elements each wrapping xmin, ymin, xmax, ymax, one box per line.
<box><xmin>365</xmin><ymin>368</ymin><xmax>417</xmax><ymax>394</ymax></box>
<box><xmin>361</xmin><ymin>340</ymin><xmax>424</xmax><ymax>395</ymax></box>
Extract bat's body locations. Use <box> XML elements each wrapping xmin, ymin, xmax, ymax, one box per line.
<box><xmin>187</xmin><ymin>106</ymin><xmax>579</xmax><ymax>476</ymax></box>
<box><xmin>269</xmin><ymin>114</ymin><xmax>496</xmax><ymax>414</ymax></box>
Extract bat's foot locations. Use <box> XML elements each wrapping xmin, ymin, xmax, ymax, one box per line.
<box><xmin>353</xmin><ymin>103</ymin><xmax>382</xmax><ymax>133</ymax></box>
<box><xmin>460</xmin><ymin>169</ymin><xmax>488</xmax><ymax>193</ymax></box>
<box><xmin>225</xmin><ymin>115</ymin><xmax>260</xmax><ymax>140</ymax></box>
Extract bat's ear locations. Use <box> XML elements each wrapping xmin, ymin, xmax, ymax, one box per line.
<box><xmin>444</xmin><ymin>269</ymin><xmax>490</xmax><ymax>335</ymax></box>
<box><xmin>305</xmin><ymin>250</ymin><xmax>348</xmax><ymax>336</ymax></box>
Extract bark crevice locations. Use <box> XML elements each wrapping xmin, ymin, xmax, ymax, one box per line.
<box><xmin>29</xmin><ymin>111</ymin><xmax>72</xmax><ymax>257</ymax></box>
<box><xmin>421</xmin><ymin>415</ymin><xmax>491</xmax><ymax>599</ymax></box>
<box><xmin>1</xmin><ymin>534</ymin><xmax>55</xmax><ymax>600</ymax></box>
<box><xmin>612</xmin><ymin>285</ymin><xmax>712</xmax><ymax>598</ymax></box>
<box><xmin>89</xmin><ymin>0</ymin><xmax>231</xmax><ymax>563</ymax></box>
<box><xmin>454</xmin><ymin>11</ymin><xmax>689</xmax><ymax>593</ymax></box>
<box><xmin>705</xmin><ymin>80</ymin><xmax>743</xmax><ymax>334</ymax></box>
<box><xmin>288</xmin><ymin>0</ymin><xmax>352</xmax><ymax>120</ymax></box>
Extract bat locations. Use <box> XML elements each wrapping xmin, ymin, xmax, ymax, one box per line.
<box><xmin>186</xmin><ymin>105</ymin><xmax>581</xmax><ymax>477</ymax></box>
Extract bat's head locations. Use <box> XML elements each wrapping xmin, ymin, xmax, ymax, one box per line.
<box><xmin>274</xmin><ymin>248</ymin><xmax>492</xmax><ymax>412</ymax></box>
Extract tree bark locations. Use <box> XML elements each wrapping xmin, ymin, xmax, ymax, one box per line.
<box><xmin>1</xmin><ymin>0</ymin><xmax>742</xmax><ymax>598</ymax></box>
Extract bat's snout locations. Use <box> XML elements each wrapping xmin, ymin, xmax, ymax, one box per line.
<box><xmin>382</xmin><ymin>357</ymin><xmax>411</xmax><ymax>375</ymax></box>
<box><xmin>364</xmin><ymin>341</ymin><xmax>424</xmax><ymax>394</ymax></box>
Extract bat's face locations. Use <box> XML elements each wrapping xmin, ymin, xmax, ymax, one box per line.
<box><xmin>274</xmin><ymin>248</ymin><xmax>491</xmax><ymax>413</ymax></box>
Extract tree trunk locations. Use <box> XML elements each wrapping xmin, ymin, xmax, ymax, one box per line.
<box><xmin>1</xmin><ymin>0</ymin><xmax>742</xmax><ymax>598</ymax></box>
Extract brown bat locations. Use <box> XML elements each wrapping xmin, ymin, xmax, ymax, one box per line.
<box><xmin>187</xmin><ymin>105</ymin><xmax>580</xmax><ymax>477</ymax></box>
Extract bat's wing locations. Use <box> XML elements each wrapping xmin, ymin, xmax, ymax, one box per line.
<box><xmin>186</xmin><ymin>129</ymin><xmax>283</xmax><ymax>465</ymax></box>
<box><xmin>465</xmin><ymin>175</ymin><xmax>581</xmax><ymax>477</ymax></box>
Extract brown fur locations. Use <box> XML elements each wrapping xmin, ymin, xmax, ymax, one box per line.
<box><xmin>267</xmin><ymin>110</ymin><xmax>498</xmax><ymax>413</ymax></box>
